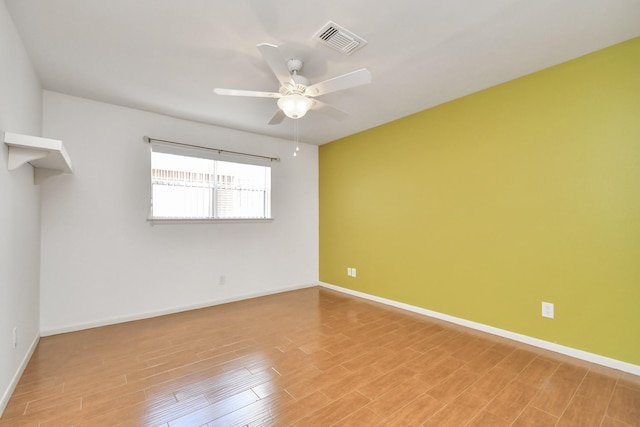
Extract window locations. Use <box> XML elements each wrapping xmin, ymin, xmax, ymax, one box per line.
<box><xmin>150</xmin><ymin>143</ymin><xmax>272</xmax><ymax>220</ymax></box>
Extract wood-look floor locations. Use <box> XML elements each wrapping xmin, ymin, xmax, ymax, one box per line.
<box><xmin>1</xmin><ymin>287</ymin><xmax>639</xmax><ymax>427</ymax></box>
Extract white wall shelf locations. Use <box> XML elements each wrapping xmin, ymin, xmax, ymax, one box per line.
<box><xmin>4</xmin><ymin>132</ymin><xmax>73</xmax><ymax>184</ymax></box>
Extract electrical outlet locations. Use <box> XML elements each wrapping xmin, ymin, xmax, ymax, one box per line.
<box><xmin>219</xmin><ymin>275</ymin><xmax>226</xmax><ymax>286</ymax></box>
<box><xmin>12</xmin><ymin>327</ymin><xmax>17</xmax><ymax>349</ymax></box>
<box><xmin>352</xmin><ymin>268</ymin><xmax>357</xmax><ymax>277</ymax></box>
<box><xmin>542</xmin><ymin>302</ymin><xmax>554</xmax><ymax>319</ymax></box>
<box><xmin>347</xmin><ymin>268</ymin><xmax>351</xmax><ymax>276</ymax></box>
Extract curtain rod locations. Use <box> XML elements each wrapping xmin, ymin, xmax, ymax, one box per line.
<box><xmin>143</xmin><ymin>136</ymin><xmax>280</xmax><ymax>162</ymax></box>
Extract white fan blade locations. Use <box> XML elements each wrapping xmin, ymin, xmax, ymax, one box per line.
<box><xmin>256</xmin><ymin>43</ymin><xmax>293</xmax><ymax>87</ymax></box>
<box><xmin>268</xmin><ymin>110</ymin><xmax>286</xmax><ymax>125</ymax></box>
<box><xmin>306</xmin><ymin>68</ymin><xmax>371</xmax><ymax>97</ymax></box>
<box><xmin>312</xmin><ymin>100</ymin><xmax>350</xmax><ymax>121</ymax></box>
<box><xmin>214</xmin><ymin>88</ymin><xmax>280</xmax><ymax>98</ymax></box>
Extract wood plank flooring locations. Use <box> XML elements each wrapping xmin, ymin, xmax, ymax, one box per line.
<box><xmin>1</xmin><ymin>287</ymin><xmax>638</xmax><ymax>426</ymax></box>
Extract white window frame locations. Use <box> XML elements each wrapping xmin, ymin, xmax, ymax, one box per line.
<box><xmin>148</xmin><ymin>141</ymin><xmax>274</xmax><ymax>223</ymax></box>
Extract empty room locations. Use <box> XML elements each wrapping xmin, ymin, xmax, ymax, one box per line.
<box><xmin>1</xmin><ymin>1</ymin><xmax>639</xmax><ymax>426</ymax></box>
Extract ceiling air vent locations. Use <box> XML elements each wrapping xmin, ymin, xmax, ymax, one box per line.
<box><xmin>313</xmin><ymin>21</ymin><xmax>367</xmax><ymax>56</ymax></box>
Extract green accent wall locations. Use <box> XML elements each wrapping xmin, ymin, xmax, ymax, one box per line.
<box><xmin>319</xmin><ymin>37</ymin><xmax>640</xmax><ymax>365</ymax></box>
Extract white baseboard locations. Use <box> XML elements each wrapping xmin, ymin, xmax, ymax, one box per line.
<box><xmin>320</xmin><ymin>282</ymin><xmax>640</xmax><ymax>377</ymax></box>
<box><xmin>41</xmin><ymin>283</ymin><xmax>317</xmax><ymax>337</ymax></box>
<box><xmin>0</xmin><ymin>333</ymin><xmax>39</xmax><ymax>417</ymax></box>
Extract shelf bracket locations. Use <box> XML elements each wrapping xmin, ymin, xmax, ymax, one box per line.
<box><xmin>7</xmin><ymin>146</ymin><xmax>49</xmax><ymax>171</ymax></box>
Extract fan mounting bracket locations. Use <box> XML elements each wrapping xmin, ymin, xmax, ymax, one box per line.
<box><xmin>287</xmin><ymin>58</ymin><xmax>303</xmax><ymax>74</ymax></box>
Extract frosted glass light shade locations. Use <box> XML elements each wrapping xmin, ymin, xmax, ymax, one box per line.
<box><xmin>277</xmin><ymin>94</ymin><xmax>313</xmax><ymax>119</ymax></box>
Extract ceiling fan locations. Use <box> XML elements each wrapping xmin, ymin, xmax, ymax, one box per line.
<box><xmin>214</xmin><ymin>43</ymin><xmax>371</xmax><ymax>124</ymax></box>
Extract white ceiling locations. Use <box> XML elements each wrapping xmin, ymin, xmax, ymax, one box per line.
<box><xmin>6</xmin><ymin>0</ymin><xmax>640</xmax><ymax>145</ymax></box>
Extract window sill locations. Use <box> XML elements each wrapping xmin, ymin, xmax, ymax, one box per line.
<box><xmin>147</xmin><ymin>218</ymin><xmax>274</xmax><ymax>225</ymax></box>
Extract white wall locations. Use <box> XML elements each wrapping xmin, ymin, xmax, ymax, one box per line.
<box><xmin>0</xmin><ymin>0</ymin><xmax>43</xmax><ymax>414</ymax></box>
<box><xmin>41</xmin><ymin>91</ymin><xmax>318</xmax><ymax>334</ymax></box>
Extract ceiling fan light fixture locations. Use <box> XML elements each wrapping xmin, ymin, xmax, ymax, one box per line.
<box><xmin>277</xmin><ymin>94</ymin><xmax>313</xmax><ymax>119</ymax></box>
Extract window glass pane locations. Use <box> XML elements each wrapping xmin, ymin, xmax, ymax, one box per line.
<box><xmin>150</xmin><ymin>151</ymin><xmax>271</xmax><ymax>220</ymax></box>
<box><xmin>215</xmin><ymin>161</ymin><xmax>269</xmax><ymax>219</ymax></box>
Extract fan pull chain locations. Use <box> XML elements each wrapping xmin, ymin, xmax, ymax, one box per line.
<box><xmin>293</xmin><ymin>118</ymin><xmax>300</xmax><ymax>157</ymax></box>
